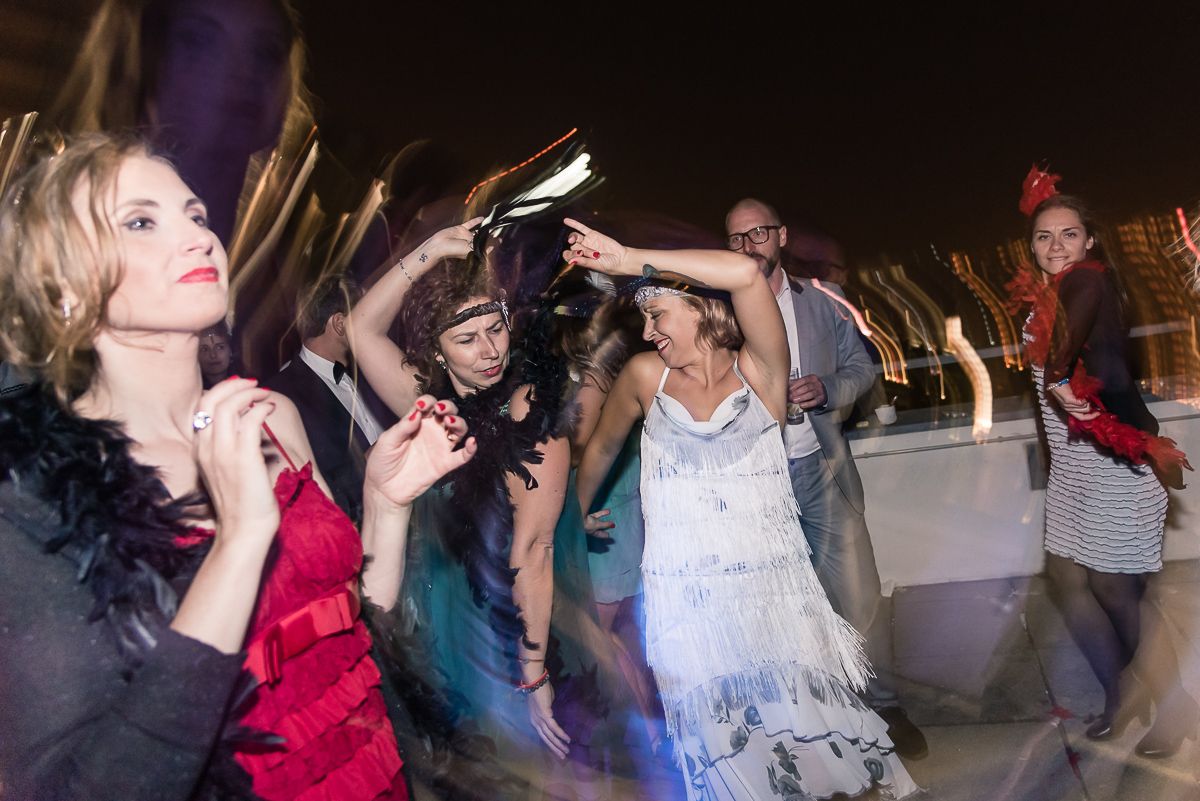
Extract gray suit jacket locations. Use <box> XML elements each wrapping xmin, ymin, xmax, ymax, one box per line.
<box><xmin>787</xmin><ymin>277</ymin><xmax>876</xmax><ymax>513</ymax></box>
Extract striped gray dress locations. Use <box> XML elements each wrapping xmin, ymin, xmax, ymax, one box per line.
<box><xmin>1033</xmin><ymin>364</ymin><xmax>1168</xmax><ymax>573</ymax></box>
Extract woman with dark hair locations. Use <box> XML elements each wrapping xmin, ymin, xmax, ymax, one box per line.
<box><xmin>198</xmin><ymin>321</ymin><xmax>238</xmax><ymax>388</ymax></box>
<box><xmin>1011</xmin><ymin>173</ymin><xmax>1195</xmax><ymax>757</ymax></box>
<box><xmin>0</xmin><ymin>135</ymin><xmax>473</xmax><ymax>801</ymax></box>
<box><xmin>570</xmin><ymin>220</ymin><xmax>916</xmax><ymax>800</ymax></box>
<box><xmin>349</xmin><ymin>219</ymin><xmax>578</xmax><ymax>794</ymax></box>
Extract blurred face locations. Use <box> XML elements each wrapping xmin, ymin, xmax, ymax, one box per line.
<box><xmin>641</xmin><ymin>294</ymin><xmax>703</xmax><ymax>366</ymax></box>
<box><xmin>198</xmin><ymin>332</ymin><xmax>232</xmax><ymax>379</ymax></box>
<box><xmin>725</xmin><ymin>203</ymin><xmax>786</xmax><ymax>279</ymax></box>
<box><xmin>79</xmin><ymin>154</ymin><xmax>228</xmax><ymax>333</ymax></box>
<box><xmin>436</xmin><ymin>297</ymin><xmax>511</xmax><ymax>395</ymax></box>
<box><xmin>149</xmin><ymin>0</ymin><xmax>291</xmax><ymax>157</ymax></box>
<box><xmin>1031</xmin><ymin>206</ymin><xmax>1094</xmax><ymax>275</ymax></box>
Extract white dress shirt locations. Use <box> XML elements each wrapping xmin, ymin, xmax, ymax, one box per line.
<box><xmin>776</xmin><ymin>281</ymin><xmax>822</xmax><ymax>459</ymax></box>
<box><xmin>297</xmin><ymin>346</ymin><xmax>384</xmax><ymax>445</ymax></box>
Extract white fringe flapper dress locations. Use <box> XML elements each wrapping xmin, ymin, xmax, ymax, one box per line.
<box><xmin>640</xmin><ymin>365</ymin><xmax>917</xmax><ymax>801</ymax></box>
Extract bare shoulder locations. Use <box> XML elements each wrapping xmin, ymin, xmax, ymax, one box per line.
<box><xmin>262</xmin><ymin>390</ymin><xmax>315</xmax><ymax>462</ymax></box>
<box><xmin>506</xmin><ymin>383</ymin><xmax>536</xmax><ymax>422</ymax></box>
<box><xmin>625</xmin><ymin>351</ymin><xmax>665</xmax><ymax>386</ymax></box>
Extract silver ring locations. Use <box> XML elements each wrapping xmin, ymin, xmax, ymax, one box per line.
<box><xmin>191</xmin><ymin>411</ymin><xmax>213</xmax><ymax>432</ymax></box>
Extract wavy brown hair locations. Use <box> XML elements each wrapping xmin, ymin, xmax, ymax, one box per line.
<box><xmin>0</xmin><ymin>133</ymin><xmax>153</xmax><ymax>403</ymax></box>
<box><xmin>397</xmin><ymin>259</ymin><xmax>499</xmax><ymax>393</ymax></box>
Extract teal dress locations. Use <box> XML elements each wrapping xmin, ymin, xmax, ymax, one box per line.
<box><xmin>586</xmin><ymin>426</ymin><xmax>645</xmax><ymax>604</ymax></box>
<box><xmin>405</xmin><ymin>487</ymin><xmax>542</xmax><ymax>766</ymax></box>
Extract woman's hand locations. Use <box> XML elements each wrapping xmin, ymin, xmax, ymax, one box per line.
<box><xmin>562</xmin><ymin>218</ymin><xmax>630</xmax><ymax>276</ymax></box>
<box><xmin>527</xmin><ymin>682</ymin><xmax>571</xmax><ymax>760</ymax></box>
<box><xmin>415</xmin><ymin>217</ymin><xmax>483</xmax><ymax>264</ymax></box>
<box><xmin>364</xmin><ymin>395</ymin><xmax>477</xmax><ymax>510</ymax></box>
<box><xmin>1048</xmin><ymin>383</ymin><xmax>1101</xmax><ymax>421</ymax></box>
<box><xmin>582</xmin><ymin>508</ymin><xmax>614</xmax><ymax>538</ymax></box>
<box><xmin>194</xmin><ymin>377</ymin><xmax>280</xmax><ymax>544</ymax></box>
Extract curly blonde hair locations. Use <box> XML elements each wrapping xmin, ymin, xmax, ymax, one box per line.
<box><xmin>0</xmin><ymin>134</ymin><xmax>152</xmax><ymax>402</ymax></box>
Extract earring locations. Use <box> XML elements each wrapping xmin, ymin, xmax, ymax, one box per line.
<box><xmin>436</xmin><ymin>359</ymin><xmax>448</xmax><ymax>372</ymax></box>
<box><xmin>60</xmin><ymin>298</ymin><xmax>73</xmax><ymax>324</ymax></box>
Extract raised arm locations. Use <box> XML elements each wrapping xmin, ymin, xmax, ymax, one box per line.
<box><xmin>347</xmin><ymin>219</ymin><xmax>480</xmax><ymax>414</ymax></box>
<box><xmin>562</xmin><ymin>218</ymin><xmax>789</xmax><ymax>392</ymax></box>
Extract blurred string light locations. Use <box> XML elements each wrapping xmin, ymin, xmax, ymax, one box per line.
<box><xmin>945</xmin><ymin>249</ymin><xmax>1024</xmax><ymax>370</ymax></box>
<box><xmin>1177</xmin><ymin>207</ymin><xmax>1200</xmax><ymax>290</ymax></box>
<box><xmin>809</xmin><ymin>277</ymin><xmax>906</xmax><ymax>385</ymax></box>
<box><xmin>463</xmin><ymin>127</ymin><xmax>579</xmax><ymax>207</ymax></box>
<box><xmin>945</xmin><ymin>316</ymin><xmax>992</xmax><ymax>442</ymax></box>
<box><xmin>862</xmin><ymin>307</ymin><xmax>909</xmax><ymax>385</ymax></box>
<box><xmin>871</xmin><ymin>268</ymin><xmax>945</xmax><ymax>399</ymax></box>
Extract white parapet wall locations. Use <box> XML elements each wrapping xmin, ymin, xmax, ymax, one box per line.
<box><xmin>850</xmin><ymin>399</ymin><xmax>1200</xmax><ymax>592</ymax></box>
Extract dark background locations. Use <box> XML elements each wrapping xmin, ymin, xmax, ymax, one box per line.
<box><xmin>4</xmin><ymin>2</ymin><xmax>1200</xmax><ymax>260</ymax></box>
<box><xmin>294</xmin><ymin>3</ymin><xmax>1200</xmax><ymax>260</ymax></box>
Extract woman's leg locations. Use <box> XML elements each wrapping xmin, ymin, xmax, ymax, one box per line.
<box><xmin>1087</xmin><ymin>570</ymin><xmax>1143</xmax><ymax>663</ymax></box>
<box><xmin>1131</xmin><ymin>587</ymin><xmax>1200</xmax><ymax>756</ymax></box>
<box><xmin>1045</xmin><ymin>554</ymin><xmax>1127</xmax><ymax>718</ymax></box>
<box><xmin>596</xmin><ymin>596</ymin><xmax>660</xmax><ymax>746</ymax></box>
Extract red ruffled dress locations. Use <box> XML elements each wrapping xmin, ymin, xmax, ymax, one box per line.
<box><xmin>185</xmin><ymin>447</ymin><xmax>407</xmax><ymax>801</ymax></box>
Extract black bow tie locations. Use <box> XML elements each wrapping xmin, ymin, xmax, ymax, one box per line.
<box><xmin>332</xmin><ymin>361</ymin><xmax>348</xmax><ymax>384</ymax></box>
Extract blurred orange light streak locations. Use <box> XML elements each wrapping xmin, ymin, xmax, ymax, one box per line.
<box><xmin>945</xmin><ymin>316</ymin><xmax>993</xmax><ymax>442</ymax></box>
<box><xmin>464</xmin><ymin>128</ymin><xmax>579</xmax><ymax>206</ymax></box>
<box><xmin>1177</xmin><ymin>207</ymin><xmax>1200</xmax><ymax>262</ymax></box>
<box><xmin>808</xmin><ymin>278</ymin><xmax>872</xmax><ymax>337</ymax></box>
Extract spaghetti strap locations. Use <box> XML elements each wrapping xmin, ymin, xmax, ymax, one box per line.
<box><xmin>656</xmin><ymin>365</ymin><xmax>671</xmax><ymax>393</ymax></box>
<box><xmin>262</xmin><ymin>421</ymin><xmax>299</xmax><ymax>472</ymax></box>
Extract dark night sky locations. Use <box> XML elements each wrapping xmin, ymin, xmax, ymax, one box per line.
<box><xmin>295</xmin><ymin>3</ymin><xmax>1200</xmax><ymax>260</ymax></box>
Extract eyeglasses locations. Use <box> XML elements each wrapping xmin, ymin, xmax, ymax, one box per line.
<box><xmin>726</xmin><ymin>225</ymin><xmax>781</xmax><ymax>250</ymax></box>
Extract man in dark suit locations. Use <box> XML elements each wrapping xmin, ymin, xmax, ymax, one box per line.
<box><xmin>271</xmin><ymin>277</ymin><xmax>384</xmax><ymax>524</ymax></box>
<box><xmin>726</xmin><ymin>198</ymin><xmax>926</xmax><ymax>758</ymax></box>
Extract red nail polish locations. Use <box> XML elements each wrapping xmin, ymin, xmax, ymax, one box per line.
<box><xmin>408</xmin><ymin>411</ymin><xmax>419</xmax><ymax>421</ymax></box>
<box><xmin>592</xmin><ymin>251</ymin><xmax>600</xmax><ymax>259</ymax></box>
<box><xmin>229</xmin><ymin>374</ymin><xmax>240</xmax><ymax>380</ymax></box>
<box><xmin>436</xmin><ymin>402</ymin><xmax>446</xmax><ymax>412</ymax></box>
<box><xmin>416</xmin><ymin>399</ymin><xmax>426</xmax><ymax>409</ymax></box>
<box><xmin>448</xmin><ymin>415</ymin><xmax>456</xmax><ymax>424</ymax></box>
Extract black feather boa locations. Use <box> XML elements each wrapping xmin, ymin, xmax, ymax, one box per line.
<box><xmin>0</xmin><ymin>385</ymin><xmax>262</xmax><ymax>801</ymax></box>
<box><xmin>436</xmin><ymin>304</ymin><xmax>572</xmax><ymax>661</ymax></box>
<box><xmin>366</xmin><ymin>306</ymin><xmax>607</xmax><ymax>799</ymax></box>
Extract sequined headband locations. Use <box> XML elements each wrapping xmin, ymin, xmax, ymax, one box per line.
<box><xmin>633</xmin><ymin>285</ymin><xmax>687</xmax><ymax>307</ymax></box>
<box><xmin>435</xmin><ymin>297</ymin><xmax>510</xmax><ymax>334</ymax></box>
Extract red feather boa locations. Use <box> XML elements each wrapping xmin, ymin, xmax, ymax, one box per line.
<box><xmin>1006</xmin><ymin>261</ymin><xmax>1191</xmax><ymax>482</ymax></box>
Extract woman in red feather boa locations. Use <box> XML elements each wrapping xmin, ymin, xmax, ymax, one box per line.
<box><xmin>1012</xmin><ymin>187</ymin><xmax>1196</xmax><ymax>758</ymax></box>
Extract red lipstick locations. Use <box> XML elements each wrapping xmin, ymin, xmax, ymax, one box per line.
<box><xmin>178</xmin><ymin>267</ymin><xmax>219</xmax><ymax>284</ymax></box>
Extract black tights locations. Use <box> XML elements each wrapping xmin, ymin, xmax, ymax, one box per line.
<box><xmin>1046</xmin><ymin>554</ymin><xmax>1145</xmax><ymax>712</ymax></box>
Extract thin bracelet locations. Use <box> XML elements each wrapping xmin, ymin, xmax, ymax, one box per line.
<box><xmin>515</xmin><ymin>669</ymin><xmax>550</xmax><ymax>695</ymax></box>
<box><xmin>1052</xmin><ymin>376</ymin><xmax>1071</xmax><ymax>388</ymax></box>
<box><xmin>396</xmin><ymin>257</ymin><xmax>414</xmax><ymax>284</ymax></box>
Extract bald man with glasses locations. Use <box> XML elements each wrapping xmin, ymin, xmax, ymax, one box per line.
<box><xmin>724</xmin><ymin>197</ymin><xmax>927</xmax><ymax>759</ymax></box>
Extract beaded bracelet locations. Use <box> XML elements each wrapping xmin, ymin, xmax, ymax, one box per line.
<box><xmin>515</xmin><ymin>669</ymin><xmax>550</xmax><ymax>695</ymax></box>
<box><xmin>1051</xmin><ymin>377</ymin><xmax>1071</xmax><ymax>388</ymax></box>
<box><xmin>396</xmin><ymin>257</ymin><xmax>414</xmax><ymax>284</ymax></box>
